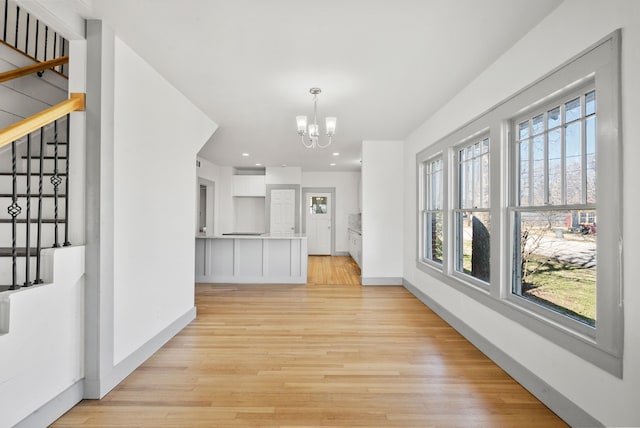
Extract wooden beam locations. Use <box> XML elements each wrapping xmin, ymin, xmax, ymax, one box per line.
<box><xmin>0</xmin><ymin>56</ymin><xmax>69</xmax><ymax>83</ymax></box>
<box><xmin>0</xmin><ymin>93</ymin><xmax>85</xmax><ymax>149</ymax></box>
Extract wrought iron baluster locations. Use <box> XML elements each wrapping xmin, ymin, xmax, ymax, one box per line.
<box><xmin>8</xmin><ymin>142</ymin><xmax>22</xmax><ymax>290</ymax></box>
<box><xmin>34</xmin><ymin>126</ymin><xmax>44</xmax><ymax>284</ymax></box>
<box><xmin>60</xmin><ymin>37</ymin><xmax>65</xmax><ymax>75</ymax></box>
<box><xmin>24</xmin><ymin>134</ymin><xmax>32</xmax><ymax>286</ymax></box>
<box><xmin>13</xmin><ymin>4</ymin><xmax>18</xmax><ymax>48</ymax></box>
<box><xmin>25</xmin><ymin>13</ymin><xmax>29</xmax><ymax>56</ymax></box>
<box><xmin>43</xmin><ymin>25</ymin><xmax>48</xmax><ymax>61</ymax></box>
<box><xmin>3</xmin><ymin>0</ymin><xmax>8</xmax><ymax>42</ymax></box>
<box><xmin>51</xmin><ymin>121</ymin><xmax>61</xmax><ymax>247</ymax></box>
<box><xmin>52</xmin><ymin>32</ymin><xmax>57</xmax><ymax>70</ymax></box>
<box><xmin>63</xmin><ymin>114</ymin><xmax>71</xmax><ymax>246</ymax></box>
<box><xmin>34</xmin><ymin>19</ymin><xmax>39</xmax><ymax>60</ymax></box>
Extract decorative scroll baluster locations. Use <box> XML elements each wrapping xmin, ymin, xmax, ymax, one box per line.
<box><xmin>63</xmin><ymin>114</ymin><xmax>70</xmax><ymax>246</ymax></box>
<box><xmin>24</xmin><ymin>134</ymin><xmax>32</xmax><ymax>286</ymax></box>
<box><xmin>8</xmin><ymin>142</ymin><xmax>22</xmax><ymax>290</ymax></box>
<box><xmin>51</xmin><ymin>121</ymin><xmax>61</xmax><ymax>247</ymax></box>
<box><xmin>34</xmin><ymin>127</ymin><xmax>44</xmax><ymax>284</ymax></box>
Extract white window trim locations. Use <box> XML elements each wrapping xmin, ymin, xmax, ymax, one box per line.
<box><xmin>452</xmin><ymin>133</ymin><xmax>491</xmax><ymax>288</ymax></box>
<box><xmin>419</xmin><ymin>154</ymin><xmax>445</xmax><ymax>268</ymax></box>
<box><xmin>416</xmin><ymin>30</ymin><xmax>622</xmax><ymax>377</ymax></box>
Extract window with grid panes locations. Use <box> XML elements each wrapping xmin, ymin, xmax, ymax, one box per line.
<box><xmin>454</xmin><ymin>137</ymin><xmax>490</xmax><ymax>284</ymax></box>
<box><xmin>421</xmin><ymin>157</ymin><xmax>443</xmax><ymax>264</ymax></box>
<box><xmin>415</xmin><ymin>32</ymin><xmax>622</xmax><ymax>375</ymax></box>
<box><xmin>511</xmin><ymin>85</ymin><xmax>596</xmax><ymax>326</ymax></box>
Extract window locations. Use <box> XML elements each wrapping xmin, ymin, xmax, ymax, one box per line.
<box><xmin>455</xmin><ymin>137</ymin><xmax>490</xmax><ymax>284</ymax></box>
<box><xmin>511</xmin><ymin>87</ymin><xmax>596</xmax><ymax>326</ymax></box>
<box><xmin>415</xmin><ymin>31</ymin><xmax>622</xmax><ymax>376</ymax></box>
<box><xmin>421</xmin><ymin>157</ymin><xmax>443</xmax><ymax>265</ymax></box>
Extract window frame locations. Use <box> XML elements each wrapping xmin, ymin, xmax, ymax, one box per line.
<box><xmin>419</xmin><ymin>155</ymin><xmax>445</xmax><ymax>268</ymax></box>
<box><xmin>452</xmin><ymin>134</ymin><xmax>491</xmax><ymax>288</ymax></box>
<box><xmin>415</xmin><ymin>30</ymin><xmax>623</xmax><ymax>376</ymax></box>
<box><xmin>507</xmin><ymin>83</ymin><xmax>598</xmax><ymax>338</ymax></box>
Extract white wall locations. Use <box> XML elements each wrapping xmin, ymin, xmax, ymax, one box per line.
<box><xmin>361</xmin><ymin>141</ymin><xmax>403</xmax><ymax>281</ymax></box>
<box><xmin>0</xmin><ymin>247</ymin><xmax>85</xmax><ymax>428</ymax></box>
<box><xmin>403</xmin><ymin>1</ymin><xmax>640</xmax><ymax>426</ymax></box>
<box><xmin>302</xmin><ymin>171</ymin><xmax>360</xmax><ymax>253</ymax></box>
<box><xmin>112</xmin><ymin>37</ymin><xmax>217</xmax><ymax>364</ymax></box>
<box><xmin>234</xmin><ymin>197</ymin><xmax>265</xmax><ymax>233</ymax></box>
<box><xmin>266</xmin><ymin>166</ymin><xmax>301</xmax><ymax>184</ymax></box>
<box><xmin>197</xmin><ymin>157</ymin><xmax>235</xmax><ymax>235</ymax></box>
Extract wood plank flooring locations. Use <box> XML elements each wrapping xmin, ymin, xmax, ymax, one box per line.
<box><xmin>52</xmin><ymin>256</ymin><xmax>566</xmax><ymax>427</ymax></box>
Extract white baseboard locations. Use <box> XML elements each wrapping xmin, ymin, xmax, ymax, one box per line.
<box><xmin>101</xmin><ymin>306</ymin><xmax>197</xmax><ymax>395</ymax></box>
<box><xmin>15</xmin><ymin>380</ymin><xmax>84</xmax><ymax>428</ymax></box>
<box><xmin>402</xmin><ymin>279</ymin><xmax>602</xmax><ymax>428</ymax></box>
<box><xmin>361</xmin><ymin>276</ymin><xmax>403</xmax><ymax>286</ymax></box>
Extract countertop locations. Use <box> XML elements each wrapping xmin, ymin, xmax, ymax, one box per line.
<box><xmin>196</xmin><ymin>233</ymin><xmax>307</xmax><ymax>240</ymax></box>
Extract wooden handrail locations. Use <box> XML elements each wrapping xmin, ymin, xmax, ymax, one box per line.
<box><xmin>0</xmin><ymin>56</ymin><xmax>69</xmax><ymax>84</ymax></box>
<box><xmin>0</xmin><ymin>93</ymin><xmax>85</xmax><ymax>149</ymax></box>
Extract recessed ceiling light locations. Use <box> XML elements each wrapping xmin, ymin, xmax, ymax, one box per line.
<box><xmin>332</xmin><ymin>152</ymin><xmax>340</xmax><ymax>156</ymax></box>
<box><xmin>241</xmin><ymin>153</ymin><xmax>250</xmax><ymax>157</ymax></box>
<box><xmin>255</xmin><ymin>163</ymin><xmax>262</xmax><ymax>166</ymax></box>
<box><xmin>329</xmin><ymin>163</ymin><xmax>336</xmax><ymax>166</ymax></box>
<box><xmin>281</xmin><ymin>164</ymin><xmax>288</xmax><ymax>167</ymax></box>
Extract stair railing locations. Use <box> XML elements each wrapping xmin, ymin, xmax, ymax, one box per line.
<box><xmin>0</xmin><ymin>93</ymin><xmax>84</xmax><ymax>290</ymax></box>
<box><xmin>1</xmin><ymin>0</ymin><xmax>68</xmax><ymax>76</ymax></box>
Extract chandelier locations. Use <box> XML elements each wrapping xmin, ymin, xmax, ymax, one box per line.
<box><xmin>296</xmin><ymin>87</ymin><xmax>336</xmax><ymax>149</ymax></box>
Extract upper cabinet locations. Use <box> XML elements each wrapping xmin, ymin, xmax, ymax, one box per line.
<box><xmin>232</xmin><ymin>175</ymin><xmax>266</xmax><ymax>197</ymax></box>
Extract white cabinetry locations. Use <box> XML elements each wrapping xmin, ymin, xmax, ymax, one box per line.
<box><xmin>232</xmin><ymin>175</ymin><xmax>266</xmax><ymax>197</ymax></box>
<box><xmin>348</xmin><ymin>229</ymin><xmax>362</xmax><ymax>268</ymax></box>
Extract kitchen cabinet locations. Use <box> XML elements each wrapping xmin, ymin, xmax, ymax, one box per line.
<box><xmin>348</xmin><ymin>229</ymin><xmax>362</xmax><ymax>268</ymax></box>
<box><xmin>232</xmin><ymin>175</ymin><xmax>266</xmax><ymax>197</ymax></box>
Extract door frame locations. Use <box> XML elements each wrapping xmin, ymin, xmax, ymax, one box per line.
<box><xmin>302</xmin><ymin>187</ymin><xmax>336</xmax><ymax>256</ymax></box>
<box><xmin>197</xmin><ymin>177</ymin><xmax>215</xmax><ymax>236</ymax></box>
<box><xmin>265</xmin><ymin>184</ymin><xmax>301</xmax><ymax>233</ymax></box>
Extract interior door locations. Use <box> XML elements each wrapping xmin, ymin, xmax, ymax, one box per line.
<box><xmin>270</xmin><ymin>189</ymin><xmax>296</xmax><ymax>234</ymax></box>
<box><xmin>306</xmin><ymin>192</ymin><xmax>331</xmax><ymax>255</ymax></box>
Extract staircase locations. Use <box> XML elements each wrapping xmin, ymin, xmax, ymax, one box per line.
<box><xmin>1</xmin><ymin>0</ymin><xmax>68</xmax><ymax>77</ymax></box>
<box><xmin>0</xmin><ymin>0</ymin><xmax>82</xmax><ymax>291</ymax></box>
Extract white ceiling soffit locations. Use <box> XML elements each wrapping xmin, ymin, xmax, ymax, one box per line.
<box><xmin>88</xmin><ymin>0</ymin><xmax>562</xmax><ymax>171</ymax></box>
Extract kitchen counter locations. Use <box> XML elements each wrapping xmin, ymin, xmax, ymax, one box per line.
<box><xmin>197</xmin><ymin>233</ymin><xmax>307</xmax><ymax>240</ymax></box>
<box><xmin>195</xmin><ymin>234</ymin><xmax>308</xmax><ymax>284</ymax></box>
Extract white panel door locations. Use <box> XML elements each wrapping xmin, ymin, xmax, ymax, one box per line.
<box><xmin>270</xmin><ymin>189</ymin><xmax>296</xmax><ymax>234</ymax></box>
<box><xmin>306</xmin><ymin>192</ymin><xmax>331</xmax><ymax>255</ymax></box>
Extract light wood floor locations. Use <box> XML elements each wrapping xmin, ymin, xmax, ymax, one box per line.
<box><xmin>53</xmin><ymin>256</ymin><xmax>566</xmax><ymax>427</ymax></box>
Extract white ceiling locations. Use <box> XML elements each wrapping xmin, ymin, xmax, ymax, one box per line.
<box><xmin>87</xmin><ymin>0</ymin><xmax>562</xmax><ymax>172</ymax></box>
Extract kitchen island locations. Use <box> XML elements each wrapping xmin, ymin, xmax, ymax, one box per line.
<box><xmin>195</xmin><ymin>234</ymin><xmax>308</xmax><ymax>284</ymax></box>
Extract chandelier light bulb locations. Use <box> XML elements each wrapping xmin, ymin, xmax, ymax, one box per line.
<box><xmin>296</xmin><ymin>116</ymin><xmax>307</xmax><ymax>135</ymax></box>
